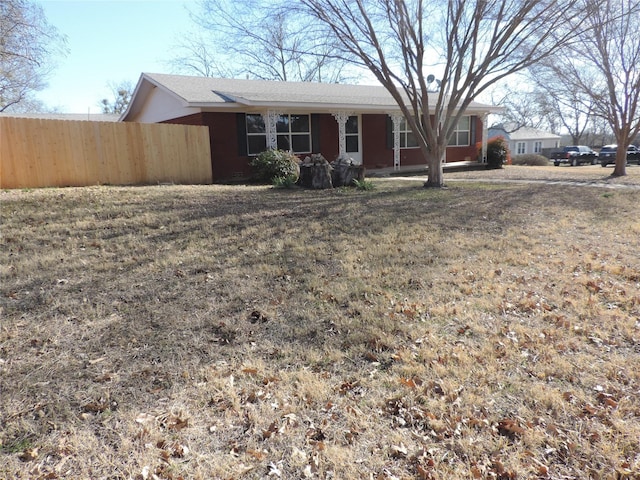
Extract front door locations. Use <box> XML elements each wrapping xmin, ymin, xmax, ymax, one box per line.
<box><xmin>345</xmin><ymin>115</ymin><xmax>362</xmax><ymax>165</ymax></box>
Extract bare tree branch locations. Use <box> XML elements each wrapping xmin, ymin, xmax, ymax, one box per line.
<box><xmin>534</xmin><ymin>0</ymin><xmax>640</xmax><ymax>175</ymax></box>
<box><xmin>169</xmin><ymin>0</ymin><xmax>355</xmax><ymax>83</ymax></box>
<box><xmin>0</xmin><ymin>0</ymin><xmax>67</xmax><ymax>112</ymax></box>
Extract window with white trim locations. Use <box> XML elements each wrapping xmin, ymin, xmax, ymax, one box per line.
<box><xmin>448</xmin><ymin>116</ymin><xmax>471</xmax><ymax>146</ymax></box>
<box><xmin>534</xmin><ymin>141</ymin><xmax>542</xmax><ymax>153</ymax></box>
<box><xmin>276</xmin><ymin>114</ymin><xmax>311</xmax><ymax>153</ymax></box>
<box><xmin>516</xmin><ymin>142</ymin><xmax>526</xmax><ymax>154</ymax></box>
<box><xmin>398</xmin><ymin>117</ymin><xmax>419</xmax><ymax>148</ymax></box>
<box><xmin>345</xmin><ymin>115</ymin><xmax>359</xmax><ymax>153</ymax></box>
<box><xmin>245</xmin><ymin>113</ymin><xmax>312</xmax><ymax>155</ymax></box>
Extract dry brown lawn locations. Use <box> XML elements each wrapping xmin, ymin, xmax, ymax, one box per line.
<box><xmin>1</xmin><ymin>165</ymin><xmax>639</xmax><ymax>479</ymax></box>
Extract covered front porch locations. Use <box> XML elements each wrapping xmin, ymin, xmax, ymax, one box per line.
<box><xmin>254</xmin><ymin>110</ymin><xmax>491</xmax><ymax>172</ymax></box>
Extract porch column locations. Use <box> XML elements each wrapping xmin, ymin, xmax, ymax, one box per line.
<box><xmin>389</xmin><ymin>113</ymin><xmax>403</xmax><ymax>170</ymax></box>
<box><xmin>331</xmin><ymin>111</ymin><xmax>353</xmax><ymax>157</ymax></box>
<box><xmin>262</xmin><ymin>110</ymin><xmax>282</xmax><ymax>150</ymax></box>
<box><xmin>481</xmin><ymin>112</ymin><xmax>489</xmax><ymax>163</ymax></box>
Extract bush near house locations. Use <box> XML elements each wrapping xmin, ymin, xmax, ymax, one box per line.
<box><xmin>250</xmin><ymin>149</ymin><xmax>300</xmax><ymax>184</ymax></box>
<box><xmin>478</xmin><ymin>136</ymin><xmax>511</xmax><ymax>168</ymax></box>
<box><xmin>511</xmin><ymin>154</ymin><xmax>550</xmax><ymax>166</ymax></box>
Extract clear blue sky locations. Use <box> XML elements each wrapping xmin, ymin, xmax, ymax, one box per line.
<box><xmin>37</xmin><ymin>0</ymin><xmax>193</xmax><ymax>113</ymax></box>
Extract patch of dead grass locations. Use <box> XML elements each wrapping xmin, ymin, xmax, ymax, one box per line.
<box><xmin>1</xmin><ymin>175</ymin><xmax>639</xmax><ymax>479</ymax></box>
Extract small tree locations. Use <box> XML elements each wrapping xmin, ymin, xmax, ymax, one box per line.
<box><xmin>100</xmin><ymin>81</ymin><xmax>133</xmax><ymax>115</ymax></box>
<box><xmin>478</xmin><ymin>136</ymin><xmax>510</xmax><ymax>169</ymax></box>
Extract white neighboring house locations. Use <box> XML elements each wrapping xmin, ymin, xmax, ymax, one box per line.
<box><xmin>488</xmin><ymin>124</ymin><xmax>561</xmax><ymax>156</ymax></box>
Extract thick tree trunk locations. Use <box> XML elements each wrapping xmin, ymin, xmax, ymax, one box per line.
<box><xmin>423</xmin><ymin>150</ymin><xmax>445</xmax><ymax>188</ymax></box>
<box><xmin>612</xmin><ymin>147</ymin><xmax>627</xmax><ymax>177</ymax></box>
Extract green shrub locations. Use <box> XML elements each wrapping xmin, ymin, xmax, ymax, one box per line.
<box><xmin>476</xmin><ymin>136</ymin><xmax>511</xmax><ymax>168</ymax></box>
<box><xmin>485</xmin><ymin>136</ymin><xmax>510</xmax><ymax>169</ymax></box>
<box><xmin>511</xmin><ymin>154</ymin><xmax>550</xmax><ymax>166</ymax></box>
<box><xmin>352</xmin><ymin>178</ymin><xmax>375</xmax><ymax>191</ymax></box>
<box><xmin>250</xmin><ymin>149</ymin><xmax>300</xmax><ymax>184</ymax></box>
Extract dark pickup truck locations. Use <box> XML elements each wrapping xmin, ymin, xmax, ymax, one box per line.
<box><xmin>551</xmin><ymin>145</ymin><xmax>598</xmax><ymax>166</ymax></box>
<box><xmin>599</xmin><ymin>144</ymin><xmax>640</xmax><ymax>166</ymax></box>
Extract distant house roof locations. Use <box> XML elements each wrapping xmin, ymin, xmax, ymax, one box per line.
<box><xmin>122</xmin><ymin>72</ymin><xmax>503</xmax><ymax>122</ymax></box>
<box><xmin>489</xmin><ymin>124</ymin><xmax>560</xmax><ymax>141</ymax></box>
<box><xmin>0</xmin><ymin>112</ymin><xmax>119</xmax><ymax>122</ymax></box>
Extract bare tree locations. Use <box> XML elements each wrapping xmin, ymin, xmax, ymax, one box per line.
<box><xmin>490</xmin><ymin>81</ymin><xmax>557</xmax><ymax>133</ymax></box>
<box><xmin>299</xmin><ymin>0</ymin><xmax>582</xmax><ymax>186</ymax></box>
<box><xmin>529</xmin><ymin>66</ymin><xmax>598</xmax><ymax>145</ymax></box>
<box><xmin>0</xmin><ymin>0</ymin><xmax>67</xmax><ymax>112</ymax></box>
<box><xmin>169</xmin><ymin>35</ymin><xmax>232</xmax><ymax>79</ymax></box>
<box><xmin>585</xmin><ymin>115</ymin><xmax>615</xmax><ymax>147</ymax></box>
<box><xmin>171</xmin><ymin>0</ymin><xmax>353</xmax><ymax>83</ymax></box>
<box><xmin>543</xmin><ymin>0</ymin><xmax>640</xmax><ymax>176</ymax></box>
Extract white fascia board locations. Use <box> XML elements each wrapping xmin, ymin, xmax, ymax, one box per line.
<box><xmin>121</xmin><ymin>73</ymin><xmax>193</xmax><ymax>122</ymax></box>
<box><xmin>192</xmin><ymin>101</ymin><xmax>503</xmax><ymax>116</ymax></box>
<box><xmin>119</xmin><ymin>73</ymin><xmax>149</xmax><ymax>121</ymax></box>
<box><xmin>194</xmin><ymin>102</ymin><xmax>400</xmax><ymax>113</ymax></box>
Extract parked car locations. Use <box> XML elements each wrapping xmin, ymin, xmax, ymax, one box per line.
<box><xmin>599</xmin><ymin>144</ymin><xmax>640</xmax><ymax>166</ymax></box>
<box><xmin>551</xmin><ymin>145</ymin><xmax>598</xmax><ymax>166</ymax></box>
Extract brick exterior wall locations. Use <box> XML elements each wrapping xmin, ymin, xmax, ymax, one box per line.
<box><xmin>164</xmin><ymin>112</ymin><xmax>484</xmax><ymax>182</ymax></box>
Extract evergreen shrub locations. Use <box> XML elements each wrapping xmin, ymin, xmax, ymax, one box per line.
<box><xmin>250</xmin><ymin>149</ymin><xmax>300</xmax><ymax>184</ymax></box>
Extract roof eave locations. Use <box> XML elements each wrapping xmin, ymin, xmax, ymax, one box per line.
<box><xmin>190</xmin><ymin>101</ymin><xmax>504</xmax><ymax>115</ymax></box>
<box><xmin>120</xmin><ymin>73</ymin><xmax>192</xmax><ymax>121</ymax></box>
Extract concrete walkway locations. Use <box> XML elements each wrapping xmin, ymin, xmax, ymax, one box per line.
<box><xmin>369</xmin><ymin>163</ymin><xmax>640</xmax><ymax>190</ymax></box>
<box><xmin>367</xmin><ymin>160</ymin><xmax>484</xmax><ymax>177</ymax></box>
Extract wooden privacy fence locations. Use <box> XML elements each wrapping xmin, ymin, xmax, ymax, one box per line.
<box><xmin>0</xmin><ymin>117</ymin><xmax>212</xmax><ymax>189</ymax></box>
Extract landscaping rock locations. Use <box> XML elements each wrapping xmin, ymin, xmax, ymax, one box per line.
<box><xmin>298</xmin><ymin>154</ymin><xmax>333</xmax><ymax>189</ymax></box>
<box><xmin>331</xmin><ymin>155</ymin><xmax>365</xmax><ymax>187</ymax></box>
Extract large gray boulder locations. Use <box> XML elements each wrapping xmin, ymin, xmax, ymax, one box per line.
<box><xmin>331</xmin><ymin>155</ymin><xmax>365</xmax><ymax>187</ymax></box>
<box><xmin>298</xmin><ymin>154</ymin><xmax>333</xmax><ymax>189</ymax></box>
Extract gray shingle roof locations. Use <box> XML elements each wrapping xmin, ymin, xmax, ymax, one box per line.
<box><xmin>142</xmin><ymin>72</ymin><xmax>500</xmax><ymax>112</ymax></box>
<box><xmin>509</xmin><ymin>126</ymin><xmax>561</xmax><ymax>140</ymax></box>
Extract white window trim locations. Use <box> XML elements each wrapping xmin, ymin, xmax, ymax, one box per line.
<box><xmin>396</xmin><ymin>117</ymin><xmax>420</xmax><ymax>149</ymax></box>
<box><xmin>534</xmin><ymin>141</ymin><xmax>542</xmax><ymax>154</ymax></box>
<box><xmin>276</xmin><ymin>114</ymin><xmax>312</xmax><ymax>154</ymax></box>
<box><xmin>345</xmin><ymin>115</ymin><xmax>359</xmax><ymax>153</ymax></box>
<box><xmin>246</xmin><ymin>113</ymin><xmax>312</xmax><ymax>155</ymax></box>
<box><xmin>448</xmin><ymin>116</ymin><xmax>471</xmax><ymax>147</ymax></box>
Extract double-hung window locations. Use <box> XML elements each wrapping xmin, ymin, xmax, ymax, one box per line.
<box><xmin>448</xmin><ymin>116</ymin><xmax>471</xmax><ymax>146</ymax></box>
<box><xmin>277</xmin><ymin>114</ymin><xmax>311</xmax><ymax>153</ymax></box>
<box><xmin>517</xmin><ymin>142</ymin><xmax>526</xmax><ymax>154</ymax></box>
<box><xmin>398</xmin><ymin>117</ymin><xmax>419</xmax><ymax>148</ymax></box>
<box><xmin>245</xmin><ymin>113</ymin><xmax>311</xmax><ymax>155</ymax></box>
<box><xmin>345</xmin><ymin>116</ymin><xmax>359</xmax><ymax>153</ymax></box>
<box><xmin>246</xmin><ymin>114</ymin><xmax>267</xmax><ymax>155</ymax></box>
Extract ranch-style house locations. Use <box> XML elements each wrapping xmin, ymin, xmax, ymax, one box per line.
<box><xmin>121</xmin><ymin>73</ymin><xmax>502</xmax><ymax>182</ymax></box>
